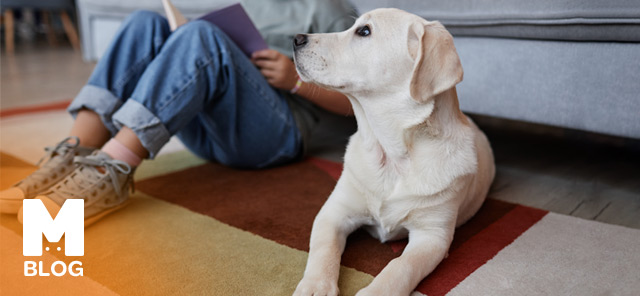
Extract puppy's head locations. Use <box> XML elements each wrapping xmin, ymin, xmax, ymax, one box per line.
<box><xmin>293</xmin><ymin>8</ymin><xmax>463</xmax><ymax>101</ymax></box>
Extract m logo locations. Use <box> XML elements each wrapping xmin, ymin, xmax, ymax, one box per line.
<box><xmin>23</xmin><ymin>199</ymin><xmax>84</xmax><ymax>256</ymax></box>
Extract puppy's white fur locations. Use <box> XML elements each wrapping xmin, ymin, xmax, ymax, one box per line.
<box><xmin>293</xmin><ymin>9</ymin><xmax>495</xmax><ymax>296</ymax></box>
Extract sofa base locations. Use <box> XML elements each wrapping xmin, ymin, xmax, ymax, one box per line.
<box><xmin>455</xmin><ymin>37</ymin><xmax>640</xmax><ymax>139</ymax></box>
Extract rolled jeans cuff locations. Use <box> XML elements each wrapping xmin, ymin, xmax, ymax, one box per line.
<box><xmin>67</xmin><ymin>85</ymin><xmax>123</xmax><ymax>136</ymax></box>
<box><xmin>112</xmin><ymin>99</ymin><xmax>171</xmax><ymax>159</ymax></box>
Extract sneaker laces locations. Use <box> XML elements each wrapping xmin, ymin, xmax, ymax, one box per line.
<box><xmin>35</xmin><ymin>136</ymin><xmax>80</xmax><ymax>167</ymax></box>
<box><xmin>50</xmin><ymin>153</ymin><xmax>133</xmax><ymax>205</ymax></box>
<box><xmin>16</xmin><ymin>136</ymin><xmax>80</xmax><ymax>193</ymax></box>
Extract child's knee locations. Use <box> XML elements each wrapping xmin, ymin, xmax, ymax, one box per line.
<box><xmin>179</xmin><ymin>20</ymin><xmax>221</xmax><ymax>35</ymax></box>
<box><xmin>125</xmin><ymin>10</ymin><xmax>167</xmax><ymax>28</ymax></box>
<box><xmin>176</xmin><ymin>20</ymin><xmax>227</xmax><ymax>42</ymax></box>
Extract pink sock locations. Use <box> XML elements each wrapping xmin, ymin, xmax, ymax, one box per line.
<box><xmin>101</xmin><ymin>139</ymin><xmax>142</xmax><ymax>167</ymax></box>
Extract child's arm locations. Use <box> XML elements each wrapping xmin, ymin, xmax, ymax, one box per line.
<box><xmin>251</xmin><ymin>49</ymin><xmax>352</xmax><ymax>116</ymax></box>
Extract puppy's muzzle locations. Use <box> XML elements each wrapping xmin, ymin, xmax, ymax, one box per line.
<box><xmin>294</xmin><ymin>34</ymin><xmax>308</xmax><ymax>50</ymax></box>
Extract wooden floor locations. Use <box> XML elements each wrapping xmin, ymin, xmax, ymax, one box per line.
<box><xmin>0</xmin><ymin>39</ymin><xmax>95</xmax><ymax>110</ymax></box>
<box><xmin>2</xmin><ymin>40</ymin><xmax>639</xmax><ymax>229</ymax></box>
<box><xmin>474</xmin><ymin>115</ymin><xmax>640</xmax><ymax>229</ymax></box>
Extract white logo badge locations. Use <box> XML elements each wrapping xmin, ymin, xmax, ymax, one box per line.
<box><xmin>22</xmin><ymin>199</ymin><xmax>85</xmax><ymax>277</ymax></box>
<box><xmin>23</xmin><ymin>199</ymin><xmax>84</xmax><ymax>256</ymax></box>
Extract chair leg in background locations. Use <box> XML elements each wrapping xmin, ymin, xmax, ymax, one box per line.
<box><xmin>42</xmin><ymin>10</ymin><xmax>58</xmax><ymax>47</ymax></box>
<box><xmin>59</xmin><ymin>10</ymin><xmax>79</xmax><ymax>51</ymax></box>
<box><xmin>3</xmin><ymin>9</ymin><xmax>15</xmax><ymax>54</ymax></box>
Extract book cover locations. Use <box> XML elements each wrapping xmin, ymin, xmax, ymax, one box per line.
<box><xmin>162</xmin><ymin>0</ymin><xmax>268</xmax><ymax>57</ymax></box>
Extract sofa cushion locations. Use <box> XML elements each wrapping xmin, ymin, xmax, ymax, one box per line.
<box><xmin>79</xmin><ymin>0</ymin><xmax>237</xmax><ymax>17</ymax></box>
<box><xmin>76</xmin><ymin>0</ymin><xmax>240</xmax><ymax>60</ymax></box>
<box><xmin>453</xmin><ymin>38</ymin><xmax>640</xmax><ymax>139</ymax></box>
<box><xmin>350</xmin><ymin>0</ymin><xmax>640</xmax><ymax>42</ymax></box>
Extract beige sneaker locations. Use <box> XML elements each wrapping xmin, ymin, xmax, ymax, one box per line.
<box><xmin>18</xmin><ymin>151</ymin><xmax>134</xmax><ymax>227</ymax></box>
<box><xmin>17</xmin><ymin>151</ymin><xmax>135</xmax><ymax>227</ymax></box>
<box><xmin>0</xmin><ymin>137</ymin><xmax>94</xmax><ymax>214</ymax></box>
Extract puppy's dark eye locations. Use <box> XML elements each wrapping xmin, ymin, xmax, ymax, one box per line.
<box><xmin>356</xmin><ymin>25</ymin><xmax>371</xmax><ymax>37</ymax></box>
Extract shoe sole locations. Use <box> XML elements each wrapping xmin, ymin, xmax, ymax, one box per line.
<box><xmin>17</xmin><ymin>197</ymin><xmax>131</xmax><ymax>228</ymax></box>
<box><xmin>84</xmin><ymin>200</ymin><xmax>131</xmax><ymax>228</ymax></box>
<box><xmin>0</xmin><ymin>199</ymin><xmax>23</xmax><ymax>214</ymax></box>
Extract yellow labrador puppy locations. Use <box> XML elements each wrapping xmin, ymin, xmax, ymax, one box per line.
<box><xmin>292</xmin><ymin>8</ymin><xmax>495</xmax><ymax>296</ymax></box>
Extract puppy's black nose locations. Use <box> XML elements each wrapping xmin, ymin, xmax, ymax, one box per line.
<box><xmin>294</xmin><ymin>34</ymin><xmax>308</xmax><ymax>49</ymax></box>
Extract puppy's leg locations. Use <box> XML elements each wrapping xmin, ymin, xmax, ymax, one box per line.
<box><xmin>294</xmin><ymin>180</ymin><xmax>365</xmax><ymax>296</ymax></box>
<box><xmin>356</xmin><ymin>215</ymin><xmax>456</xmax><ymax>296</ymax></box>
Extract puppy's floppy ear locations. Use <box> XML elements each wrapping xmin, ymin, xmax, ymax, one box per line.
<box><xmin>409</xmin><ymin>21</ymin><xmax>463</xmax><ymax>102</ymax></box>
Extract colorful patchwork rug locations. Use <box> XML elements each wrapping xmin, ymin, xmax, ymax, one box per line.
<box><xmin>1</xmin><ymin>148</ymin><xmax>639</xmax><ymax>296</ymax></box>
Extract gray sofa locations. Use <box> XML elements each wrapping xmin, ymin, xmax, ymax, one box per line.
<box><xmin>77</xmin><ymin>0</ymin><xmax>237</xmax><ymax>61</ymax></box>
<box><xmin>351</xmin><ymin>0</ymin><xmax>640</xmax><ymax>139</ymax></box>
<box><xmin>77</xmin><ymin>0</ymin><xmax>640</xmax><ymax>139</ymax></box>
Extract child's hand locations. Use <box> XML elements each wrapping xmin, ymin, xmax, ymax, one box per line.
<box><xmin>251</xmin><ymin>49</ymin><xmax>298</xmax><ymax>91</ymax></box>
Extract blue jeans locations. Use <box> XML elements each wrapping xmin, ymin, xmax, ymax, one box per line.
<box><xmin>68</xmin><ymin>10</ymin><xmax>302</xmax><ymax>168</ymax></box>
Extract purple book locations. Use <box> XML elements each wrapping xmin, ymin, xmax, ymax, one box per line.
<box><xmin>198</xmin><ymin>3</ymin><xmax>268</xmax><ymax>57</ymax></box>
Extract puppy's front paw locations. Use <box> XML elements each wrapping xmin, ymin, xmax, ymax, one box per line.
<box><xmin>355</xmin><ymin>286</ymin><xmax>383</xmax><ymax>296</ymax></box>
<box><xmin>293</xmin><ymin>277</ymin><xmax>339</xmax><ymax>296</ymax></box>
